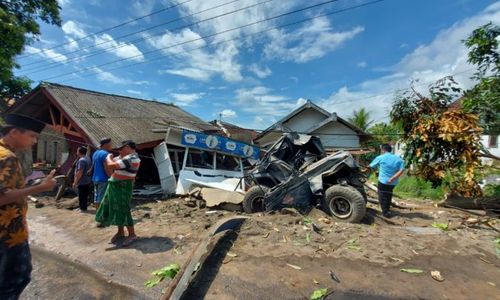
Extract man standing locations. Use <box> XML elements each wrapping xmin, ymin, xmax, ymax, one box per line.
<box><xmin>72</xmin><ymin>146</ymin><xmax>91</xmax><ymax>212</ymax></box>
<box><xmin>95</xmin><ymin>140</ymin><xmax>140</xmax><ymax>247</ymax></box>
<box><xmin>91</xmin><ymin>138</ymin><xmax>112</xmax><ymax>211</ymax></box>
<box><xmin>0</xmin><ymin>114</ymin><xmax>57</xmax><ymax>299</ymax></box>
<box><xmin>368</xmin><ymin>144</ymin><xmax>405</xmax><ymax>218</ymax></box>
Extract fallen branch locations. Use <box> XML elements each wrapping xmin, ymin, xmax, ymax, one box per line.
<box><xmin>480</xmin><ymin>149</ymin><xmax>500</xmax><ymax>161</ymax></box>
<box><xmin>442</xmin><ymin>203</ymin><xmax>485</xmax><ymax>217</ymax></box>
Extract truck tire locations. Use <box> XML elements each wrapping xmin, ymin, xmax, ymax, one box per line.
<box><xmin>243</xmin><ymin>186</ymin><xmax>269</xmax><ymax>214</ymax></box>
<box><xmin>322</xmin><ymin>185</ymin><xmax>366</xmax><ymax>223</ymax></box>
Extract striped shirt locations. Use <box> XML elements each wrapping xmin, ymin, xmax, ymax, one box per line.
<box><xmin>111</xmin><ymin>153</ymin><xmax>141</xmax><ymax>181</ymax></box>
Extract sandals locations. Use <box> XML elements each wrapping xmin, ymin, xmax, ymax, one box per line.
<box><xmin>110</xmin><ymin>234</ymin><xmax>125</xmax><ymax>244</ymax></box>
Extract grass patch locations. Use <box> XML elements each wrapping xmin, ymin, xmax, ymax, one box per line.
<box><xmin>369</xmin><ymin>174</ymin><xmax>445</xmax><ymax>201</ymax></box>
<box><xmin>484</xmin><ymin>184</ymin><xmax>500</xmax><ymax>197</ymax></box>
<box><xmin>394</xmin><ymin>176</ymin><xmax>445</xmax><ymax>200</ymax></box>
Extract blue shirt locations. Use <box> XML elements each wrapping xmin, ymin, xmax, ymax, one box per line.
<box><xmin>369</xmin><ymin>152</ymin><xmax>405</xmax><ymax>186</ymax></box>
<box><xmin>75</xmin><ymin>156</ymin><xmax>91</xmax><ymax>186</ymax></box>
<box><xmin>92</xmin><ymin>149</ymin><xmax>109</xmax><ymax>183</ymax></box>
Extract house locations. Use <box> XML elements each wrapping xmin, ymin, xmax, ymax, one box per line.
<box><xmin>6</xmin><ymin>82</ymin><xmax>219</xmax><ymax>183</ymax></box>
<box><xmin>254</xmin><ymin>100</ymin><xmax>369</xmax><ymax>151</ymax></box>
<box><xmin>209</xmin><ymin>120</ymin><xmax>259</xmax><ymax>144</ymax></box>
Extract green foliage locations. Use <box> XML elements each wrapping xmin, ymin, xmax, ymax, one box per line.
<box><xmin>393</xmin><ymin>175</ymin><xmax>444</xmax><ymax>200</ymax></box>
<box><xmin>346</xmin><ymin>238</ymin><xmax>361</xmax><ymax>251</ymax></box>
<box><xmin>463</xmin><ymin>23</ymin><xmax>500</xmax><ymax>134</ymax></box>
<box><xmin>431</xmin><ymin>223</ymin><xmax>449</xmax><ymax>231</ymax></box>
<box><xmin>348</xmin><ymin>108</ymin><xmax>374</xmax><ymax>132</ymax></box>
<box><xmin>483</xmin><ymin>184</ymin><xmax>500</xmax><ymax>197</ymax></box>
<box><xmin>0</xmin><ymin>0</ymin><xmax>61</xmax><ymax>100</ymax></box>
<box><xmin>390</xmin><ymin>77</ymin><xmax>483</xmax><ymax>197</ymax></box>
<box><xmin>464</xmin><ymin>22</ymin><xmax>500</xmax><ymax>78</ymax></box>
<box><xmin>144</xmin><ymin>263</ymin><xmax>180</xmax><ymax>288</ymax></box>
<box><xmin>361</xmin><ymin>121</ymin><xmax>402</xmax><ymax>163</ymax></box>
<box><xmin>463</xmin><ymin>76</ymin><xmax>500</xmax><ymax>134</ymax></box>
<box><xmin>310</xmin><ymin>288</ymin><xmax>328</xmax><ymax>300</ymax></box>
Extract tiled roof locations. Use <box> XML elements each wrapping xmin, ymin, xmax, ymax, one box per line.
<box><xmin>10</xmin><ymin>82</ymin><xmax>217</xmax><ymax>147</ymax></box>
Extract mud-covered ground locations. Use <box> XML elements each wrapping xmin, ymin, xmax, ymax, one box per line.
<box><xmin>22</xmin><ymin>195</ymin><xmax>499</xmax><ymax>299</ymax></box>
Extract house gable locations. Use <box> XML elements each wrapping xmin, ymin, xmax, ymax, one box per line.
<box><xmin>311</xmin><ymin>120</ymin><xmax>360</xmax><ymax>149</ymax></box>
<box><xmin>254</xmin><ymin>100</ymin><xmax>366</xmax><ymax>150</ymax></box>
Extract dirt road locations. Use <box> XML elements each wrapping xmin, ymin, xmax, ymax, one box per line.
<box><xmin>23</xmin><ymin>196</ymin><xmax>499</xmax><ymax>299</ymax></box>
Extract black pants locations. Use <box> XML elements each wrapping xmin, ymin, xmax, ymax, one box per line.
<box><xmin>0</xmin><ymin>242</ymin><xmax>32</xmax><ymax>300</ymax></box>
<box><xmin>78</xmin><ymin>184</ymin><xmax>91</xmax><ymax>211</ymax></box>
<box><xmin>377</xmin><ymin>182</ymin><xmax>395</xmax><ymax>214</ymax></box>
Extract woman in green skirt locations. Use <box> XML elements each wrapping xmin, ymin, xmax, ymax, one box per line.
<box><xmin>95</xmin><ymin>140</ymin><xmax>141</xmax><ymax>246</ymax></box>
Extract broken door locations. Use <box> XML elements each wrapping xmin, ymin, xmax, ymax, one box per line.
<box><xmin>153</xmin><ymin>142</ymin><xmax>177</xmax><ymax>196</ymax></box>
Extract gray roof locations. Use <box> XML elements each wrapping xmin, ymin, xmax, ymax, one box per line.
<box><xmin>10</xmin><ymin>82</ymin><xmax>217</xmax><ymax>147</ymax></box>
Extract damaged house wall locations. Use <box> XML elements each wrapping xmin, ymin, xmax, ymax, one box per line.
<box><xmin>6</xmin><ymin>82</ymin><xmax>219</xmax><ymax>185</ymax></box>
<box><xmin>254</xmin><ymin>100</ymin><xmax>368</xmax><ymax>151</ymax></box>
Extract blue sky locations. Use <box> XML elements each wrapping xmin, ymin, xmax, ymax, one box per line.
<box><xmin>15</xmin><ymin>0</ymin><xmax>499</xmax><ymax>130</ymax></box>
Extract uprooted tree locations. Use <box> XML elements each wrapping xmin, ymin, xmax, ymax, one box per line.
<box><xmin>390</xmin><ymin>77</ymin><xmax>483</xmax><ymax>197</ymax></box>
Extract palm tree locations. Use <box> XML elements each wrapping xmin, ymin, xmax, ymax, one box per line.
<box><xmin>348</xmin><ymin>108</ymin><xmax>374</xmax><ymax>131</ymax></box>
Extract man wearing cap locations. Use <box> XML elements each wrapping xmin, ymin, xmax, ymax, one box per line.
<box><xmin>0</xmin><ymin>114</ymin><xmax>57</xmax><ymax>299</ymax></box>
<box><xmin>90</xmin><ymin>138</ymin><xmax>112</xmax><ymax>214</ymax></box>
<box><xmin>95</xmin><ymin>140</ymin><xmax>141</xmax><ymax>247</ymax></box>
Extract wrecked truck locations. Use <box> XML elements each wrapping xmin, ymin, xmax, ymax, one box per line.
<box><xmin>244</xmin><ymin>133</ymin><xmax>367</xmax><ymax>223</ymax></box>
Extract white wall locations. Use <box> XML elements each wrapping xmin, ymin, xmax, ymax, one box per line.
<box><xmin>312</xmin><ymin>122</ymin><xmax>360</xmax><ymax>149</ymax></box>
<box><xmin>282</xmin><ymin>108</ymin><xmax>327</xmax><ymax>132</ymax></box>
<box><xmin>481</xmin><ymin>135</ymin><xmax>499</xmax><ymax>165</ymax></box>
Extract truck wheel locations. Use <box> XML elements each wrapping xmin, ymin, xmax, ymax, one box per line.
<box><xmin>243</xmin><ymin>186</ymin><xmax>269</xmax><ymax>213</ymax></box>
<box><xmin>322</xmin><ymin>185</ymin><xmax>366</xmax><ymax>223</ymax></box>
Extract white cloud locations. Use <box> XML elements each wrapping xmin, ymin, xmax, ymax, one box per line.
<box><xmin>94</xmin><ymin>33</ymin><xmax>144</xmax><ymax>61</ymax></box>
<box><xmin>24</xmin><ymin>46</ymin><xmax>68</xmax><ymax>63</ymax></box>
<box><xmin>220</xmin><ymin>109</ymin><xmax>237</xmax><ymax>118</ymax></box>
<box><xmin>94</xmin><ymin>68</ymin><xmax>148</xmax><ymax>85</ymax></box>
<box><xmin>357</xmin><ymin>61</ymin><xmax>367</xmax><ymax>68</ymax></box>
<box><xmin>265</xmin><ymin>17</ymin><xmax>364</xmax><ymax>63</ymax></box>
<box><xmin>126</xmin><ymin>89</ymin><xmax>142</xmax><ymax>95</ymax></box>
<box><xmin>320</xmin><ymin>3</ymin><xmax>500</xmax><ymax>122</ymax></box>
<box><xmin>234</xmin><ymin>86</ymin><xmax>304</xmax><ymax>126</ymax></box>
<box><xmin>146</xmin><ymin>28</ymin><xmax>206</xmax><ymax>55</ymax></box>
<box><xmin>150</xmin><ymin>1</ymin><xmax>301</xmax><ymax>82</ymax></box>
<box><xmin>95</xmin><ymin>67</ymin><xmax>129</xmax><ymax>84</ymax></box>
<box><xmin>64</xmin><ymin>37</ymin><xmax>79</xmax><ymax>51</ymax></box>
<box><xmin>132</xmin><ymin>0</ymin><xmax>156</xmax><ymax>17</ymax></box>
<box><xmin>62</xmin><ymin>21</ymin><xmax>86</xmax><ymax>38</ymax></box>
<box><xmin>249</xmin><ymin>64</ymin><xmax>272</xmax><ymax>79</ymax></box>
<box><xmin>151</xmin><ymin>32</ymin><xmax>242</xmax><ymax>82</ymax></box>
<box><xmin>289</xmin><ymin>76</ymin><xmax>299</xmax><ymax>83</ymax></box>
<box><xmin>57</xmin><ymin>0</ymin><xmax>71</xmax><ymax>7</ymax></box>
<box><xmin>171</xmin><ymin>0</ymin><xmax>298</xmax><ymax>41</ymax></box>
<box><xmin>236</xmin><ymin>86</ymin><xmax>287</xmax><ymax>103</ymax></box>
<box><xmin>170</xmin><ymin>92</ymin><xmax>204</xmax><ymax>106</ymax></box>
<box><xmin>163</xmin><ymin>68</ymin><xmax>212</xmax><ymax>82</ymax></box>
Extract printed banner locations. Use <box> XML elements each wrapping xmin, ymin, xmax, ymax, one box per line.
<box><xmin>181</xmin><ymin>130</ymin><xmax>260</xmax><ymax>160</ymax></box>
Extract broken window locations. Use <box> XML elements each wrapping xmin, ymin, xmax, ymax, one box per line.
<box><xmin>215</xmin><ymin>153</ymin><xmax>241</xmax><ymax>171</ymax></box>
<box><xmin>185</xmin><ymin>149</ymin><xmax>214</xmax><ymax>169</ymax></box>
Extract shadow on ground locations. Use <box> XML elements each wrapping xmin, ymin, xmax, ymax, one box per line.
<box><xmin>105</xmin><ymin>236</ymin><xmax>174</xmax><ymax>253</ymax></box>
<box><xmin>23</xmin><ymin>246</ymin><xmax>147</xmax><ymax>300</ymax></box>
